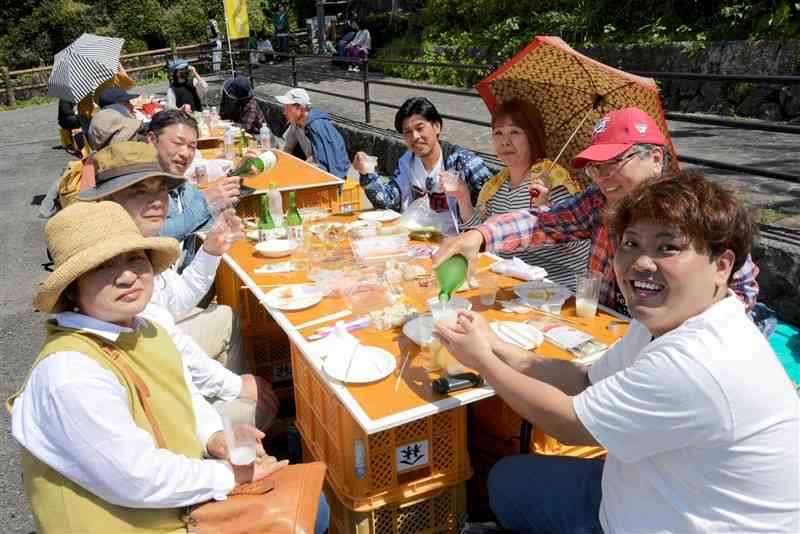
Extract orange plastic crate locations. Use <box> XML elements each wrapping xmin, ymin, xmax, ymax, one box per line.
<box><xmin>339</xmin><ymin>180</ymin><xmax>364</xmax><ymax>213</ymax></box>
<box><xmin>215</xmin><ymin>261</ymin><xmax>284</xmax><ymax>337</ymax></box>
<box><xmin>470</xmin><ymin>396</ymin><xmax>606</xmax><ymax>460</ymax></box>
<box><xmin>242</xmin><ymin>333</ymin><xmax>293</xmax><ymax>387</ymax></box>
<box><xmin>292</xmin><ymin>344</ymin><xmax>472</xmax><ymax>511</ymax></box>
<box><xmin>322</xmin><ymin>478</ymin><xmax>466</xmax><ymax>534</ymax></box>
<box><xmin>237</xmin><ymin>184</ymin><xmax>341</xmax><ymax>219</ymax></box>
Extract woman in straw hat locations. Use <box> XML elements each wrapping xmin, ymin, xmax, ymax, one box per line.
<box><xmin>7</xmin><ymin>201</ymin><xmax>295</xmax><ymax>533</ymax></box>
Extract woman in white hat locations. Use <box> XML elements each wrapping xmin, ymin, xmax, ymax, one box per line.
<box><xmin>8</xmin><ymin>201</ymin><xmax>289</xmax><ymax>532</ymax></box>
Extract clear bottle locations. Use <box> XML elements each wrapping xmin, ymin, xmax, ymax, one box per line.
<box><xmin>285</xmin><ymin>191</ymin><xmax>303</xmax><ymax>242</ymax></box>
<box><xmin>223</xmin><ymin>128</ymin><xmax>236</xmax><ymax>160</ymax></box>
<box><xmin>259</xmin><ymin>123</ymin><xmax>272</xmax><ymax>149</ymax></box>
<box><xmin>267</xmin><ymin>182</ymin><xmax>283</xmax><ymax>226</ymax></box>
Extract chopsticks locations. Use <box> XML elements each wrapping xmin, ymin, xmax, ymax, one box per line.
<box><xmin>394</xmin><ymin>348</ymin><xmax>411</xmax><ymax>392</ymax></box>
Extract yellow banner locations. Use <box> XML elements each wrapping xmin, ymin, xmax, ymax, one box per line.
<box><xmin>224</xmin><ymin>0</ymin><xmax>250</xmax><ymax>39</ymax></box>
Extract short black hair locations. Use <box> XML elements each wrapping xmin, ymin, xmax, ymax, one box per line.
<box><xmin>148</xmin><ymin>109</ymin><xmax>198</xmax><ymax>137</ymax></box>
<box><xmin>394</xmin><ymin>97</ymin><xmax>442</xmax><ymax>134</ymax></box>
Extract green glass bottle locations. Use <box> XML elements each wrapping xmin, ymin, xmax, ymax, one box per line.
<box><xmin>435</xmin><ymin>254</ymin><xmax>468</xmax><ymax>303</ymax></box>
<box><xmin>239</xmin><ymin>128</ymin><xmax>247</xmax><ymax>156</ymax></box>
<box><xmin>258</xmin><ymin>194</ymin><xmax>275</xmax><ymax>230</ymax></box>
<box><xmin>285</xmin><ymin>191</ymin><xmax>303</xmax><ymax>241</ymax></box>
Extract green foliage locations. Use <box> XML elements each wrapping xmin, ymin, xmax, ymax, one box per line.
<box><xmin>0</xmin><ymin>95</ymin><xmax>57</xmax><ymax>113</ymax></box>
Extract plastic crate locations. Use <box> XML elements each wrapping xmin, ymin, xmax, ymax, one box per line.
<box><xmin>292</xmin><ymin>344</ymin><xmax>472</xmax><ymax>511</ymax></box>
<box><xmin>470</xmin><ymin>396</ymin><xmax>606</xmax><ymax>460</ymax></box>
<box><xmin>339</xmin><ymin>180</ymin><xmax>364</xmax><ymax>213</ymax></box>
<box><xmin>324</xmin><ymin>479</ymin><xmax>466</xmax><ymax>534</ymax></box>
<box><xmin>238</xmin><ymin>184</ymin><xmax>341</xmax><ymax>219</ymax></box>
<box><xmin>215</xmin><ymin>260</ymin><xmax>284</xmax><ymax>337</ymax></box>
<box><xmin>242</xmin><ymin>333</ymin><xmax>293</xmax><ymax>388</ymax></box>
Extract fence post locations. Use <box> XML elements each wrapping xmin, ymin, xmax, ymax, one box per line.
<box><xmin>291</xmin><ymin>54</ymin><xmax>297</xmax><ymax>87</ymax></box>
<box><xmin>170</xmin><ymin>41</ymin><xmax>177</xmax><ymax>61</ymax></box>
<box><xmin>363</xmin><ymin>59</ymin><xmax>370</xmax><ymax>123</ymax></box>
<box><xmin>1</xmin><ymin>67</ymin><xmax>14</xmax><ymax>107</ymax></box>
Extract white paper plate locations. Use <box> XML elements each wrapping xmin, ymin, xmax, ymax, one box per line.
<box><xmin>264</xmin><ymin>284</ymin><xmax>323</xmax><ymax>310</ymax></box>
<box><xmin>490</xmin><ymin>321</ymin><xmax>544</xmax><ymax>350</ymax></box>
<box><xmin>402</xmin><ymin>314</ymin><xmax>436</xmax><ymax>346</ymax></box>
<box><xmin>359</xmin><ymin>210</ymin><xmax>401</xmax><ymax>222</ymax></box>
<box><xmin>323</xmin><ymin>345</ymin><xmax>396</xmax><ymax>383</ymax></box>
<box><xmin>255</xmin><ymin>239</ymin><xmax>297</xmax><ymax>258</ymax></box>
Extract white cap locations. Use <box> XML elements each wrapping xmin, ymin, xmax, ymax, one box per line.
<box><xmin>275</xmin><ymin>88</ymin><xmax>311</xmax><ymax>107</ymax></box>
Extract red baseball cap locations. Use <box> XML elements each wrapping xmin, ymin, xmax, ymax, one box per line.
<box><xmin>571</xmin><ymin>107</ymin><xmax>666</xmax><ymax>169</ymax></box>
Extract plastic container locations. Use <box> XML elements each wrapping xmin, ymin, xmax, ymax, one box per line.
<box><xmin>292</xmin><ymin>345</ymin><xmax>472</xmax><ymax>511</ymax></box>
<box><xmin>351</xmin><ymin>234</ymin><xmax>411</xmax><ymax>266</ymax></box>
<box><xmin>340</xmin><ymin>274</ymin><xmax>392</xmax><ymax>316</ymax></box>
<box><xmin>320</xmin><ymin>478</ymin><xmax>466</xmax><ymax>534</ymax></box>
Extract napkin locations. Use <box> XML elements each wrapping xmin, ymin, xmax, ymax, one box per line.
<box><xmin>254</xmin><ymin>261</ymin><xmax>296</xmax><ymax>274</ymax></box>
<box><xmin>490</xmin><ymin>257</ymin><xmax>547</xmax><ymax>281</ymax></box>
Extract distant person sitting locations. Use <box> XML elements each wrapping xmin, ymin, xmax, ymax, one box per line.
<box><xmin>353</xmin><ymin>96</ymin><xmax>492</xmax><ymax>217</ymax></box>
<box><xmin>276</xmin><ymin>88</ymin><xmax>350</xmax><ymax>179</ymax></box>
<box><xmin>97</xmin><ymin>86</ymin><xmax>138</xmax><ymax>117</ymax></box>
<box><xmin>344</xmin><ymin>22</ymin><xmax>371</xmax><ymax>71</ymax></box>
<box><xmin>57</xmin><ymin>100</ymin><xmax>85</xmax><ymax>156</ymax></box>
<box><xmin>219</xmin><ymin>76</ymin><xmax>265</xmax><ymax>135</ymax></box>
<box><xmin>166</xmin><ymin>59</ymin><xmax>208</xmax><ymax>113</ymax></box>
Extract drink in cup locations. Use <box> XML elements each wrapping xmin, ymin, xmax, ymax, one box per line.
<box><xmin>219</xmin><ymin>399</ymin><xmax>258</xmax><ymax>465</ymax></box>
<box><xmin>575</xmin><ymin>272</ymin><xmax>601</xmax><ymax>318</ymax></box>
<box><xmin>440</xmin><ymin>171</ymin><xmax>460</xmax><ymax>193</ymax></box>
<box><xmin>476</xmin><ymin>274</ymin><xmax>498</xmax><ymax>306</ymax></box>
<box><xmin>361</xmin><ymin>154</ymin><xmax>378</xmax><ymax>174</ymax></box>
<box><xmin>194</xmin><ymin>163</ymin><xmax>208</xmax><ymax>186</ymax></box>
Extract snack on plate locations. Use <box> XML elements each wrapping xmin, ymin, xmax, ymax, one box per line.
<box><xmin>527</xmin><ymin>289</ymin><xmax>551</xmax><ymax>300</ymax></box>
<box><xmin>369</xmin><ymin>303</ymin><xmax>418</xmax><ymax>330</ymax></box>
<box><xmin>279</xmin><ymin>286</ymin><xmax>294</xmax><ymax>300</ymax></box>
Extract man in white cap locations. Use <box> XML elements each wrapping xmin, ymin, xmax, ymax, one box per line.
<box><xmin>276</xmin><ymin>88</ymin><xmax>350</xmax><ymax>179</ymax></box>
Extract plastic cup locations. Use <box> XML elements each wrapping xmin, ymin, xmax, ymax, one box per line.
<box><xmin>431</xmin><ymin>301</ymin><xmax>459</xmax><ymax>329</ymax></box>
<box><xmin>219</xmin><ymin>399</ymin><xmax>257</xmax><ymax>465</ymax></box>
<box><xmin>575</xmin><ymin>272</ymin><xmax>601</xmax><ymax>318</ymax></box>
<box><xmin>361</xmin><ymin>154</ymin><xmax>378</xmax><ymax>174</ymax></box>
<box><xmin>476</xmin><ymin>274</ymin><xmax>498</xmax><ymax>306</ymax></box>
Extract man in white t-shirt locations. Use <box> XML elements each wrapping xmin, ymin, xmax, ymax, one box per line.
<box><xmin>437</xmin><ymin>171</ymin><xmax>799</xmax><ymax>533</ymax></box>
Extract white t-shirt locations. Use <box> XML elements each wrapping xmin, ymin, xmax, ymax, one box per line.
<box><xmin>573</xmin><ymin>293</ymin><xmax>800</xmax><ymax>533</ymax></box>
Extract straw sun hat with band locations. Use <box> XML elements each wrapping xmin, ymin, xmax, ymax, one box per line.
<box><xmin>34</xmin><ymin>201</ymin><xmax>180</xmax><ymax>313</ymax></box>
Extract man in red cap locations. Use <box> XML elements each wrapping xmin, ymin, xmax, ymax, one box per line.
<box><xmin>433</xmin><ymin>107</ymin><xmax>759</xmax><ymax>319</ymax></box>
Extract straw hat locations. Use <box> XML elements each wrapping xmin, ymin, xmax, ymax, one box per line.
<box><xmin>78</xmin><ymin>141</ymin><xmax>185</xmax><ymax>201</ymax></box>
<box><xmin>34</xmin><ymin>201</ymin><xmax>180</xmax><ymax>313</ymax></box>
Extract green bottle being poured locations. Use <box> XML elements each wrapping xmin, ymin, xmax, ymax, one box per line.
<box><xmin>435</xmin><ymin>254</ymin><xmax>468</xmax><ymax>304</ymax></box>
<box><xmin>258</xmin><ymin>194</ymin><xmax>275</xmax><ymax>230</ymax></box>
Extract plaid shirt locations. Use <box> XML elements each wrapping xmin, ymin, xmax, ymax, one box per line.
<box><xmin>476</xmin><ymin>185</ymin><xmax>759</xmax><ymax>312</ymax></box>
<box><xmin>360</xmin><ymin>144</ymin><xmax>492</xmax><ymax>213</ymax></box>
<box><xmin>240</xmin><ymin>99</ymin><xmax>265</xmax><ymax>135</ymax></box>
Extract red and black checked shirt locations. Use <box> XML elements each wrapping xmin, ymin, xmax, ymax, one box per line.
<box><xmin>476</xmin><ymin>185</ymin><xmax>759</xmax><ymax>313</ymax></box>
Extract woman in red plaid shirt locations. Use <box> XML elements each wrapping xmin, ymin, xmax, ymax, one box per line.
<box><xmin>433</xmin><ymin>107</ymin><xmax>760</xmax><ymax>321</ymax></box>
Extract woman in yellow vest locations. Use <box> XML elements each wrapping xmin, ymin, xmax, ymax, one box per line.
<box><xmin>8</xmin><ymin>202</ymin><xmax>292</xmax><ymax>533</ymax></box>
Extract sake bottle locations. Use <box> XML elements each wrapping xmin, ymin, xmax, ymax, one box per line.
<box><xmin>285</xmin><ymin>191</ymin><xmax>303</xmax><ymax>242</ymax></box>
<box><xmin>258</xmin><ymin>194</ymin><xmax>275</xmax><ymax>230</ymax></box>
<box><xmin>228</xmin><ymin>151</ymin><xmax>276</xmax><ymax>177</ymax></box>
<box><xmin>267</xmin><ymin>182</ymin><xmax>283</xmax><ymax>226</ymax></box>
<box><xmin>435</xmin><ymin>254</ymin><xmax>468</xmax><ymax>303</ymax></box>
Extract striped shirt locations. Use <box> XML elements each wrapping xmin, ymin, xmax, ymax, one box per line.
<box><xmin>461</xmin><ymin>181</ymin><xmax>590</xmax><ymax>288</ymax></box>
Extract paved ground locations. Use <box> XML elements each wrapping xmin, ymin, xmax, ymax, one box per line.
<box><xmin>1</xmin><ymin>61</ymin><xmax>798</xmax><ymax>531</ymax></box>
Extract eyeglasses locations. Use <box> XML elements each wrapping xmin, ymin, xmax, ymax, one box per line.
<box><xmin>584</xmin><ymin>149</ymin><xmax>642</xmax><ymax>180</ymax></box>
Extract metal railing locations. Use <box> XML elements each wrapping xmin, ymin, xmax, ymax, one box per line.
<box><xmin>233</xmin><ymin>48</ymin><xmax>800</xmax><ymax>185</ymax></box>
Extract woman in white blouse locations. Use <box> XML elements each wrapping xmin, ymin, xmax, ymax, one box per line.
<box><xmin>8</xmin><ymin>202</ymin><xmax>291</xmax><ymax>532</ymax></box>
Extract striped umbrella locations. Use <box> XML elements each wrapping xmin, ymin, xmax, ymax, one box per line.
<box><xmin>48</xmin><ymin>34</ymin><xmax>125</xmax><ymax>103</ymax></box>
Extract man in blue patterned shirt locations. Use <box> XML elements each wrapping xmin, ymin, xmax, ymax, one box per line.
<box><xmin>353</xmin><ymin>97</ymin><xmax>493</xmax><ymax>219</ymax></box>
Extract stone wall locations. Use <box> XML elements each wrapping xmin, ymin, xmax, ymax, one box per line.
<box><xmin>253</xmin><ymin>95</ymin><xmax>800</xmax><ymax>325</ymax></box>
<box><xmin>578</xmin><ymin>40</ymin><xmax>800</xmax><ymax>122</ymax></box>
